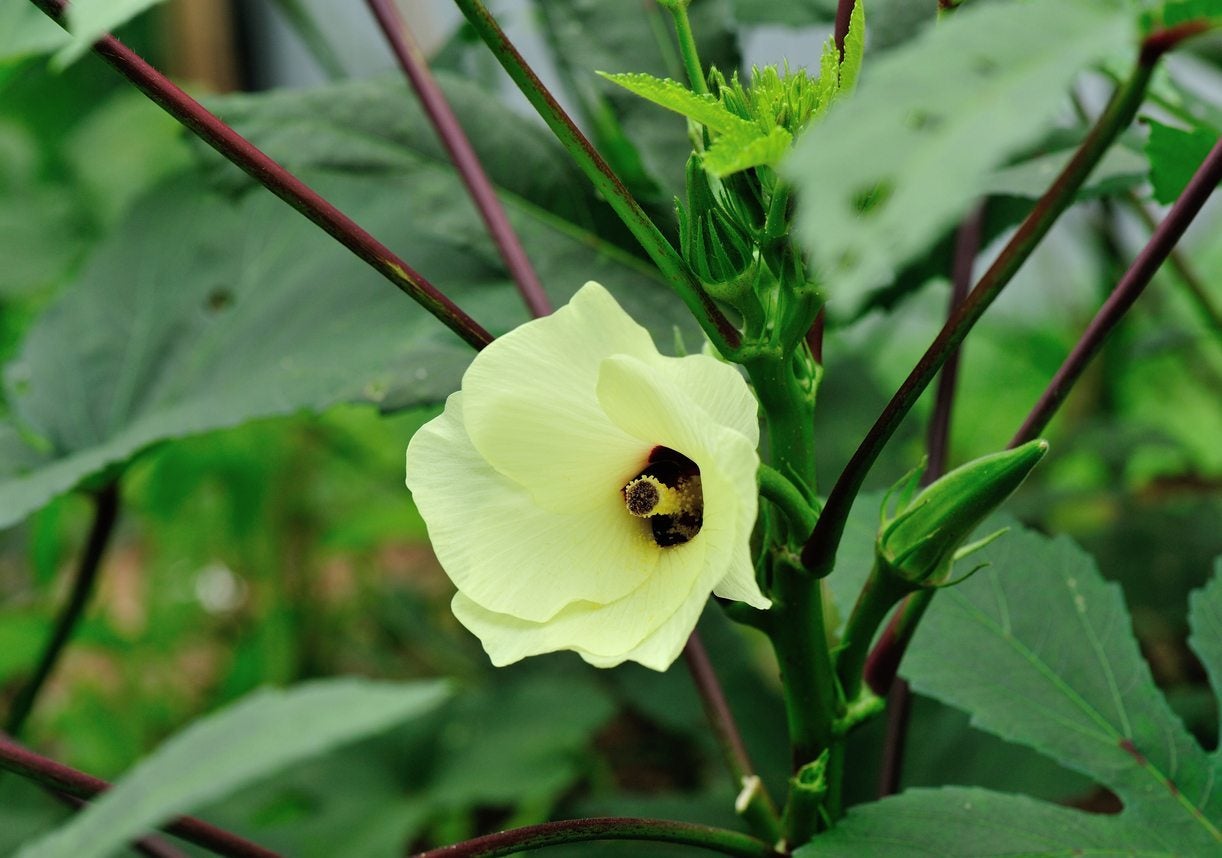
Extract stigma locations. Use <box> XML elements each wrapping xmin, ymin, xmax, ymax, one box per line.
<box><xmin>621</xmin><ymin>447</ymin><xmax>704</xmax><ymax>548</ymax></box>
<box><xmin>623</xmin><ymin>475</ymin><xmax>687</xmax><ymax>517</ymax></box>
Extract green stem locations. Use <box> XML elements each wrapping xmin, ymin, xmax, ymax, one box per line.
<box><xmin>7</xmin><ymin>482</ymin><xmax>120</xmax><ymax>738</ymax></box>
<box><xmin>800</xmin><ymin>53</ymin><xmax>1159</xmax><ymax>577</ymax></box>
<box><xmin>768</xmin><ymin>567</ymin><xmax>837</xmax><ymax>819</ymax></box>
<box><xmin>744</xmin><ymin>355</ymin><xmax>837</xmax><ymax>844</ymax></box>
<box><xmin>451</xmin><ymin>0</ymin><xmax>741</xmax><ymax>354</ymax></box>
<box><xmin>28</xmin><ymin>0</ymin><xmax>493</xmax><ymax>351</ymax></box>
<box><xmin>759</xmin><ymin>464</ymin><xmax>817</xmax><ymax>535</ymax></box>
<box><xmin>863</xmin><ymin>589</ymin><xmax>935</xmax><ymax>696</ymax></box>
<box><xmin>834</xmin><ymin>564</ymin><xmax>911</xmax><ymax>703</ymax></box>
<box><xmin>663</xmin><ymin>1</ymin><xmax>708</xmax><ymax>94</ymax></box>
<box><xmin>410</xmin><ymin>817</ymin><xmax>779</xmax><ymax>858</ymax></box>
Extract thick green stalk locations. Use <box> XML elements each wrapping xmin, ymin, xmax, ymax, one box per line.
<box><xmin>410</xmin><ymin>817</ymin><xmax>779</xmax><ymax>858</ymax></box>
<box><xmin>759</xmin><ymin>464</ymin><xmax>817</xmax><ymax>535</ymax></box>
<box><xmin>451</xmin><ymin>0</ymin><xmax>741</xmax><ymax>353</ymax></box>
<box><xmin>800</xmin><ymin>55</ymin><xmax>1158</xmax><ymax>577</ymax></box>
<box><xmin>662</xmin><ymin>1</ymin><xmax>708</xmax><ymax>94</ymax></box>
<box><xmin>864</xmin><ymin>590</ymin><xmax>935</xmax><ymax>696</ymax></box>
<box><xmin>834</xmin><ymin>564</ymin><xmax>911</xmax><ymax>703</ymax></box>
<box><xmin>745</xmin><ymin>354</ymin><xmax>837</xmax><ymax>844</ymax></box>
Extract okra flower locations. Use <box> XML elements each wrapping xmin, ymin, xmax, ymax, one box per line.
<box><xmin>405</xmin><ymin>282</ymin><xmax>768</xmax><ymax>671</ymax></box>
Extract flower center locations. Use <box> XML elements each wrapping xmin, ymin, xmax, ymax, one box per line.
<box><xmin>622</xmin><ymin>447</ymin><xmax>703</xmax><ymax>548</ymax></box>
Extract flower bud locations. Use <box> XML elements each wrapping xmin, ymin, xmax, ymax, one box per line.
<box><xmin>677</xmin><ymin>155</ymin><xmax>755</xmax><ymax>289</ymax></box>
<box><xmin>878</xmin><ymin>439</ymin><xmax>1049</xmax><ymax>585</ymax></box>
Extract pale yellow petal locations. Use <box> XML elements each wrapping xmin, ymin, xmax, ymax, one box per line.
<box><xmin>596</xmin><ymin>354</ymin><xmax>767</xmax><ymax>614</ymax></box>
<box><xmin>460</xmin><ymin>282</ymin><xmax>658</xmax><ymax>514</ymax></box>
<box><xmin>644</xmin><ymin>353</ymin><xmax>760</xmax><ymax>446</ymax></box>
<box><xmin>712</xmin><ymin>544</ymin><xmax>770</xmax><ymax>609</ymax></box>
<box><xmin>406</xmin><ymin>393</ymin><xmax>658</xmax><ymax>621</ymax></box>
<box><xmin>451</xmin><ymin>529</ymin><xmax>711</xmax><ymax>667</ymax></box>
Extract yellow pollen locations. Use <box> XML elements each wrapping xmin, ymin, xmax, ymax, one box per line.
<box><xmin>623</xmin><ymin>475</ymin><xmax>687</xmax><ymax>518</ymax></box>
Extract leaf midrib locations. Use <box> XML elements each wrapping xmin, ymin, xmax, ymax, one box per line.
<box><xmin>944</xmin><ymin>586</ymin><xmax>1221</xmax><ymax>843</ymax></box>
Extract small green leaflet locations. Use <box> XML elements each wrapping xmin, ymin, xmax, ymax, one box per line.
<box><xmin>0</xmin><ymin>3</ymin><xmax>69</xmax><ymax>63</ymax></box>
<box><xmin>596</xmin><ymin>72</ymin><xmax>755</xmax><ymax>135</ymax></box>
<box><xmin>702</xmin><ymin>125</ymin><xmax>793</xmax><ymax>177</ymax></box>
<box><xmin>16</xmin><ymin>679</ymin><xmax>451</xmax><ymax>858</ymax></box>
<box><xmin>57</xmin><ymin>0</ymin><xmax>166</xmax><ymax>66</ymax></box>
<box><xmin>599</xmin><ymin>1</ymin><xmax>864</xmax><ymax>179</ymax></box>
<box><xmin>785</xmin><ymin>0</ymin><xmax>1133</xmax><ymax>316</ymax></box>
<box><xmin>1145</xmin><ymin>118</ymin><xmax>1221</xmax><ymax>203</ymax></box>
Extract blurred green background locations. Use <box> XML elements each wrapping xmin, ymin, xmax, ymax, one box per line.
<box><xmin>0</xmin><ymin>1</ymin><xmax>1218</xmax><ymax>854</ymax></box>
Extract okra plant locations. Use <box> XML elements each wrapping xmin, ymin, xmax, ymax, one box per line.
<box><xmin>1</xmin><ymin>0</ymin><xmax>1220</xmax><ymax>856</ymax></box>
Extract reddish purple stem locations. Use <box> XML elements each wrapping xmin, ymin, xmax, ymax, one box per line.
<box><xmin>28</xmin><ymin>0</ymin><xmax>492</xmax><ymax>350</ymax></box>
<box><xmin>365</xmin><ymin>0</ymin><xmax>552</xmax><ymax>319</ymax></box>
<box><xmin>0</xmin><ymin>733</ymin><xmax>280</xmax><ymax>858</ymax></box>
<box><xmin>834</xmin><ymin>0</ymin><xmax>857</xmax><ymax>60</ymax></box>
<box><xmin>1011</xmin><ymin>138</ymin><xmax>1222</xmax><ymax>447</ymax></box>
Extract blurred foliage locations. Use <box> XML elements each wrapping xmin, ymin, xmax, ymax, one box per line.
<box><xmin>0</xmin><ymin>0</ymin><xmax>1220</xmax><ymax>855</ymax></box>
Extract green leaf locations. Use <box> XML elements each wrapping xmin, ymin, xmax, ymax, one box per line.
<box><xmin>0</xmin><ymin>75</ymin><xmax>692</xmax><ymax>529</ymax></box>
<box><xmin>703</xmin><ymin>125</ymin><xmax>793</xmax><ymax>177</ymax></box>
<box><xmin>840</xmin><ymin>0</ymin><xmax>866</xmax><ymax>95</ymax></box>
<box><xmin>530</xmin><ymin>0</ymin><xmax>741</xmax><ymax>200</ymax></box>
<box><xmin>902</xmin><ymin>523</ymin><xmax>1222</xmax><ymax>849</ymax></box>
<box><xmin>1146</xmin><ymin>118</ymin><xmax>1221</xmax><ymax>204</ymax></box>
<box><xmin>795</xmin><ymin>786</ymin><xmax>1173</xmax><ymax>856</ymax></box>
<box><xmin>598</xmin><ymin>72</ymin><xmax>756</xmax><ymax>135</ymax></box>
<box><xmin>1188</xmin><ymin>561</ymin><xmax>1222</xmax><ymax>748</ymax></box>
<box><xmin>0</xmin><ymin>3</ymin><xmax>69</xmax><ymax>63</ymax></box>
<box><xmin>786</xmin><ymin>0</ymin><xmax>1133</xmax><ymax>315</ymax></box>
<box><xmin>57</xmin><ymin>0</ymin><xmax>167</xmax><ymax>66</ymax></box>
<box><xmin>15</xmin><ymin>678</ymin><xmax>451</xmax><ymax>858</ymax></box>
<box><xmin>1146</xmin><ymin>0</ymin><xmax>1222</xmax><ymax>29</ymax></box>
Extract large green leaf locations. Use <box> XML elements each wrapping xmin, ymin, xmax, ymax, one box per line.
<box><xmin>15</xmin><ymin>678</ymin><xmax>451</xmax><ymax>858</ymax></box>
<box><xmin>1146</xmin><ymin>118</ymin><xmax>1221</xmax><ymax>204</ymax></box>
<box><xmin>786</xmin><ymin>0</ymin><xmax>1133</xmax><ymax>316</ymax></box>
<box><xmin>796</xmin><ymin>785</ymin><xmax>1172</xmax><ymax>856</ymax></box>
<box><xmin>0</xmin><ymin>3</ymin><xmax>69</xmax><ymax>63</ymax></box>
<box><xmin>899</xmin><ymin>524</ymin><xmax>1221</xmax><ymax>850</ymax></box>
<box><xmin>202</xmin><ymin>668</ymin><xmax>612</xmax><ymax>857</ymax></box>
<box><xmin>802</xmin><ymin>532</ymin><xmax>1222</xmax><ymax>855</ymax></box>
<box><xmin>58</xmin><ymin>0</ymin><xmax>165</xmax><ymax>65</ymax></box>
<box><xmin>0</xmin><ymin>75</ymin><xmax>693</xmax><ymax>529</ymax></box>
<box><xmin>1188</xmin><ymin>561</ymin><xmax>1222</xmax><ymax>753</ymax></box>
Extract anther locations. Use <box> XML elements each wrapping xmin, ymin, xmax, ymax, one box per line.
<box><xmin>623</xmin><ymin>475</ymin><xmax>683</xmax><ymax>517</ymax></box>
<box><xmin>623</xmin><ymin>447</ymin><xmax>705</xmax><ymax>548</ymax></box>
